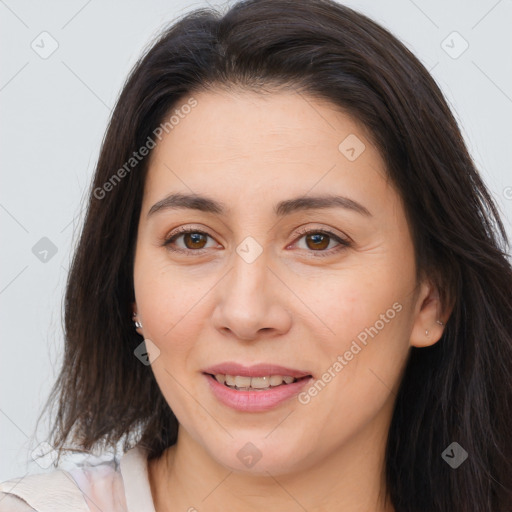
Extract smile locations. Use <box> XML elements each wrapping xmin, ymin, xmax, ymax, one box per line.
<box><xmin>211</xmin><ymin>373</ymin><xmax>305</xmax><ymax>391</ymax></box>
<box><xmin>203</xmin><ymin>372</ymin><xmax>313</xmax><ymax>412</ymax></box>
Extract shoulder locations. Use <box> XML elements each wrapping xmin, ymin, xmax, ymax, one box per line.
<box><xmin>0</xmin><ymin>444</ymin><xmax>153</xmax><ymax>512</ymax></box>
<box><xmin>0</xmin><ymin>492</ymin><xmax>37</xmax><ymax>511</ymax></box>
<box><xmin>0</xmin><ymin>464</ymin><xmax>125</xmax><ymax>512</ymax></box>
<box><xmin>0</xmin><ymin>469</ymin><xmax>90</xmax><ymax>511</ymax></box>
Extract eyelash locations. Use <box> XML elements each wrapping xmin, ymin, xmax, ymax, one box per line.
<box><xmin>162</xmin><ymin>225</ymin><xmax>351</xmax><ymax>258</ymax></box>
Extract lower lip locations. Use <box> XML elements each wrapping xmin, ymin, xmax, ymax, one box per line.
<box><xmin>204</xmin><ymin>373</ymin><xmax>313</xmax><ymax>412</ymax></box>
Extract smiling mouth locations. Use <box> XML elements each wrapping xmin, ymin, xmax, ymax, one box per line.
<box><xmin>204</xmin><ymin>373</ymin><xmax>312</xmax><ymax>391</ymax></box>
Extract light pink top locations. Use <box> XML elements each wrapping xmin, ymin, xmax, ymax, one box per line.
<box><xmin>0</xmin><ymin>445</ymin><xmax>156</xmax><ymax>511</ymax></box>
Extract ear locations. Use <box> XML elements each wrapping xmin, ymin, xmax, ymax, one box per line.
<box><xmin>409</xmin><ymin>278</ymin><xmax>451</xmax><ymax>348</ymax></box>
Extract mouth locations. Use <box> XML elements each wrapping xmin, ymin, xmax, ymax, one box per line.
<box><xmin>201</xmin><ymin>362</ymin><xmax>313</xmax><ymax>389</ymax></box>
<box><xmin>201</xmin><ymin>362</ymin><xmax>314</xmax><ymax>411</ymax></box>
<box><xmin>202</xmin><ymin>362</ymin><xmax>313</xmax><ymax>413</ymax></box>
<box><xmin>203</xmin><ymin>372</ymin><xmax>312</xmax><ymax>391</ymax></box>
<box><xmin>203</xmin><ymin>370</ymin><xmax>314</xmax><ymax>412</ymax></box>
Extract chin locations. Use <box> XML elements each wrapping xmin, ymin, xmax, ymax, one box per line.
<box><xmin>207</xmin><ymin>435</ymin><xmax>312</xmax><ymax>476</ymax></box>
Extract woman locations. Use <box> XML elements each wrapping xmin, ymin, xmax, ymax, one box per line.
<box><xmin>1</xmin><ymin>0</ymin><xmax>511</xmax><ymax>510</ymax></box>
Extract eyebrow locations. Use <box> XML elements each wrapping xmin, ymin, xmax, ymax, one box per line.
<box><xmin>147</xmin><ymin>192</ymin><xmax>372</xmax><ymax>218</ymax></box>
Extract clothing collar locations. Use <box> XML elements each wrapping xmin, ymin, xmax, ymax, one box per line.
<box><xmin>120</xmin><ymin>445</ymin><xmax>156</xmax><ymax>512</ymax></box>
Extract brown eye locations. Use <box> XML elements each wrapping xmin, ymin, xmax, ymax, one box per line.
<box><xmin>292</xmin><ymin>228</ymin><xmax>351</xmax><ymax>257</ymax></box>
<box><xmin>163</xmin><ymin>228</ymin><xmax>217</xmax><ymax>254</ymax></box>
<box><xmin>182</xmin><ymin>232</ymin><xmax>208</xmax><ymax>249</ymax></box>
<box><xmin>304</xmin><ymin>232</ymin><xmax>330</xmax><ymax>251</ymax></box>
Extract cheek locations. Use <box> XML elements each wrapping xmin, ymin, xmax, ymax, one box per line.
<box><xmin>134</xmin><ymin>253</ymin><xmax>221</xmax><ymax>359</ymax></box>
<box><xmin>297</xmin><ymin>258</ymin><xmax>414</xmax><ymax>405</ymax></box>
<box><xmin>298</xmin><ymin>283</ymin><xmax>410</xmax><ymax>437</ymax></box>
<box><xmin>134</xmin><ymin>253</ymin><xmax>186</xmax><ymax>347</ymax></box>
<box><xmin>303</xmin><ymin>262</ymin><xmax>409</xmax><ymax>343</ymax></box>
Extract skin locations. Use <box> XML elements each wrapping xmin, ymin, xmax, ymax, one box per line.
<box><xmin>131</xmin><ymin>89</ymin><xmax>447</xmax><ymax>512</ymax></box>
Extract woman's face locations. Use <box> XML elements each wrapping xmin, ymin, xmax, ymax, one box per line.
<box><xmin>133</xmin><ymin>89</ymin><xmax>440</xmax><ymax>475</ymax></box>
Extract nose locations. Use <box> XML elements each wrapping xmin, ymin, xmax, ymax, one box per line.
<box><xmin>211</xmin><ymin>249</ymin><xmax>292</xmax><ymax>341</ymax></box>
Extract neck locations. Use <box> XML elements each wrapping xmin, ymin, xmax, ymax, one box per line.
<box><xmin>148</xmin><ymin>413</ymin><xmax>395</xmax><ymax>512</ymax></box>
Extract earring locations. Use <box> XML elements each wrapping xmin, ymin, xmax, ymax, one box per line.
<box><xmin>425</xmin><ymin>329</ymin><xmax>429</xmax><ymax>336</ymax></box>
<box><xmin>132</xmin><ymin>312</ymin><xmax>143</xmax><ymax>329</ymax></box>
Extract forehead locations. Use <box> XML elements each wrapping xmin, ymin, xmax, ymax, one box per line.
<box><xmin>142</xmin><ymin>89</ymin><xmax>392</xmax><ymax>217</ymax></box>
<box><xmin>151</xmin><ymin>89</ymin><xmax>373</xmax><ymax>162</ymax></box>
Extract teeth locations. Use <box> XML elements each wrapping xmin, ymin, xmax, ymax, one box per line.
<box><xmin>225</xmin><ymin>375</ymin><xmax>236</xmax><ymax>386</ymax></box>
<box><xmin>269</xmin><ymin>375</ymin><xmax>284</xmax><ymax>386</ymax></box>
<box><xmin>251</xmin><ymin>376</ymin><xmax>271</xmax><ymax>389</ymax></box>
<box><xmin>234</xmin><ymin>376</ymin><xmax>252</xmax><ymax>388</ymax></box>
<box><xmin>213</xmin><ymin>374</ymin><xmax>299</xmax><ymax>390</ymax></box>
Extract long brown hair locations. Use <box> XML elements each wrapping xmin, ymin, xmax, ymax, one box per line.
<box><xmin>36</xmin><ymin>1</ymin><xmax>512</xmax><ymax>510</ymax></box>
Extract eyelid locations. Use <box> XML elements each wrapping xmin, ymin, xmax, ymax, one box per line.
<box><xmin>162</xmin><ymin>224</ymin><xmax>218</xmax><ymax>250</ymax></box>
<box><xmin>292</xmin><ymin>224</ymin><xmax>350</xmax><ymax>242</ymax></box>
<box><xmin>162</xmin><ymin>224</ymin><xmax>352</xmax><ymax>257</ymax></box>
<box><xmin>289</xmin><ymin>225</ymin><xmax>352</xmax><ymax>257</ymax></box>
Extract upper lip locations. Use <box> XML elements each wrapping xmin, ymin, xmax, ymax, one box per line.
<box><xmin>202</xmin><ymin>362</ymin><xmax>312</xmax><ymax>378</ymax></box>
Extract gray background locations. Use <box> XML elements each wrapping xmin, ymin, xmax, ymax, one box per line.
<box><xmin>1</xmin><ymin>0</ymin><xmax>511</xmax><ymax>480</ymax></box>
